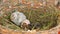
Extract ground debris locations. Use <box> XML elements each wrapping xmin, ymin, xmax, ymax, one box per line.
<box><xmin>0</xmin><ymin>25</ymin><xmax>60</xmax><ymax>34</ymax></box>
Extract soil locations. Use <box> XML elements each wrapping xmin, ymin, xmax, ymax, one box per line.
<box><xmin>0</xmin><ymin>25</ymin><xmax>60</xmax><ymax>34</ymax></box>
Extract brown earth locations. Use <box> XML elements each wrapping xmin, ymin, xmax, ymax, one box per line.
<box><xmin>0</xmin><ymin>25</ymin><xmax>60</xmax><ymax>34</ymax></box>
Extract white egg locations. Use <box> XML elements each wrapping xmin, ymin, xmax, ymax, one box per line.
<box><xmin>10</xmin><ymin>11</ymin><xmax>26</xmax><ymax>25</ymax></box>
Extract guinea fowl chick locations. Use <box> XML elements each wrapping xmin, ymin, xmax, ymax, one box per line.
<box><xmin>21</xmin><ymin>19</ymin><xmax>30</xmax><ymax>30</ymax></box>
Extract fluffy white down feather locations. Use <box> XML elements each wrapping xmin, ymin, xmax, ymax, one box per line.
<box><xmin>10</xmin><ymin>11</ymin><xmax>26</xmax><ymax>25</ymax></box>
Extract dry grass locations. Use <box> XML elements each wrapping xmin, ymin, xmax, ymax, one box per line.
<box><xmin>0</xmin><ymin>0</ymin><xmax>60</xmax><ymax>31</ymax></box>
<box><xmin>0</xmin><ymin>5</ymin><xmax>60</xmax><ymax>31</ymax></box>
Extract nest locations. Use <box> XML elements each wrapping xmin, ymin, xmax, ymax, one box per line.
<box><xmin>0</xmin><ymin>6</ymin><xmax>60</xmax><ymax>31</ymax></box>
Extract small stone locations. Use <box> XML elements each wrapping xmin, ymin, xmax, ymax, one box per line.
<box><xmin>9</xmin><ymin>6</ymin><xmax>12</xmax><ymax>8</ymax></box>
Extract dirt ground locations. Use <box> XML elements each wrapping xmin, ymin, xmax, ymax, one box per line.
<box><xmin>0</xmin><ymin>25</ymin><xmax>60</xmax><ymax>34</ymax></box>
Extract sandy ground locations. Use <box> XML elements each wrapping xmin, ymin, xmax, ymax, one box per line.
<box><xmin>0</xmin><ymin>25</ymin><xmax>60</xmax><ymax>34</ymax></box>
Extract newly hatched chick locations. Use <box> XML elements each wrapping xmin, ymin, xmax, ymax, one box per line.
<box><xmin>21</xmin><ymin>19</ymin><xmax>30</xmax><ymax>30</ymax></box>
<box><xmin>10</xmin><ymin>11</ymin><xmax>30</xmax><ymax>30</ymax></box>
